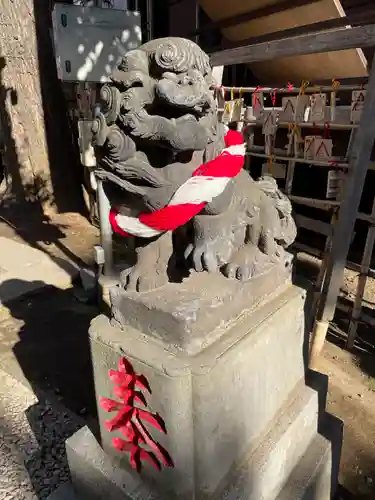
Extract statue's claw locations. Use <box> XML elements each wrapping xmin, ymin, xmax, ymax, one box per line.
<box><xmin>185</xmin><ymin>241</ymin><xmax>232</xmax><ymax>273</ymax></box>
<box><xmin>222</xmin><ymin>245</ymin><xmax>266</xmax><ymax>282</ymax></box>
<box><xmin>223</xmin><ymin>261</ymin><xmax>254</xmax><ymax>282</ymax></box>
<box><xmin>120</xmin><ymin>265</ymin><xmax>168</xmax><ymax>292</ymax></box>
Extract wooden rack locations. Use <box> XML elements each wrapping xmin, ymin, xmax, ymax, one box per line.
<box><xmin>211</xmin><ymin>21</ymin><xmax>375</xmax><ymax>362</ymax></box>
<box><xmin>240</xmin><ymin>87</ymin><xmax>362</xmax><ymax>232</ymax></box>
<box><xmin>239</xmin><ymin>86</ymin><xmax>366</xmax><ymax>334</ymax></box>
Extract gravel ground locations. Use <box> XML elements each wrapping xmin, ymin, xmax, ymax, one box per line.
<box><xmin>0</xmin><ymin>369</ymin><xmax>83</xmax><ymax>500</ymax></box>
<box><xmin>317</xmin><ymin>342</ymin><xmax>375</xmax><ymax>500</ymax></box>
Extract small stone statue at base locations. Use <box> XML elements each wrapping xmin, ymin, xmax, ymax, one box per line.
<box><xmin>92</xmin><ymin>37</ymin><xmax>297</xmax><ymax>294</ymax></box>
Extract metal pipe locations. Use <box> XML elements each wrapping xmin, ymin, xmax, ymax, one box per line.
<box><xmin>97</xmin><ymin>179</ymin><xmax>114</xmax><ymax>277</ymax></box>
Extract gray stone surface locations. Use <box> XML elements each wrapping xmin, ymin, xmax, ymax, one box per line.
<box><xmin>0</xmin><ymin>237</ymin><xmax>78</xmax><ymax>303</ymax></box>
<box><xmin>110</xmin><ymin>266</ymin><xmax>292</xmax><ymax>354</ymax></box>
<box><xmin>89</xmin><ymin>284</ymin><xmax>308</xmax><ymax>498</ymax></box>
<box><xmin>219</xmin><ymin>382</ymin><xmax>319</xmax><ymax>500</ymax></box>
<box><xmin>0</xmin><ymin>368</ymin><xmax>38</xmax><ymax>500</ymax></box>
<box><xmin>0</xmin><ymin>367</ymin><xmax>39</xmax><ymax>456</ymax></box>
<box><xmin>66</xmin><ymin>426</ymin><xmax>162</xmax><ymax>500</ymax></box>
<box><xmin>48</xmin><ymin>483</ymin><xmax>77</xmax><ymax>500</ymax></box>
<box><xmin>276</xmin><ymin>424</ymin><xmax>337</xmax><ymax>500</ymax></box>
<box><xmin>65</xmin><ymin>384</ymin><xmax>342</xmax><ymax>500</ymax></box>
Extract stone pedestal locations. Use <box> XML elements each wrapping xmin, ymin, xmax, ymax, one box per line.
<box><xmin>65</xmin><ymin>277</ymin><xmax>342</xmax><ymax>500</ymax></box>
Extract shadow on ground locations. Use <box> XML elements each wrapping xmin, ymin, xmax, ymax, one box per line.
<box><xmin>0</xmin><ymin>390</ymin><xmax>83</xmax><ymax>500</ymax></box>
<box><xmin>0</xmin><ymin>280</ymin><xmax>99</xmax><ymax>418</ymax></box>
<box><xmin>0</xmin><ymin>279</ymin><xmax>102</xmax><ymax>498</ymax></box>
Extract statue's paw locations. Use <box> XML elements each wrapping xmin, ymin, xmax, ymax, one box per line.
<box><xmin>223</xmin><ymin>260</ymin><xmax>255</xmax><ymax>282</ymax></box>
<box><xmin>120</xmin><ymin>266</ymin><xmax>168</xmax><ymax>292</ymax></box>
<box><xmin>184</xmin><ymin>242</ymin><xmax>232</xmax><ymax>273</ymax></box>
<box><xmin>222</xmin><ymin>246</ymin><xmax>261</xmax><ymax>282</ymax></box>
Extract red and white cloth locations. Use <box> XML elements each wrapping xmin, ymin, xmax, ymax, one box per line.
<box><xmin>109</xmin><ymin>129</ymin><xmax>246</xmax><ymax>238</ymax></box>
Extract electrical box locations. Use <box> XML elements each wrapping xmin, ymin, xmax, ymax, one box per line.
<box><xmin>51</xmin><ymin>4</ymin><xmax>142</xmax><ymax>83</ymax></box>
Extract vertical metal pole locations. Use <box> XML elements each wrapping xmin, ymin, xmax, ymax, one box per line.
<box><xmin>309</xmin><ymin>53</ymin><xmax>375</xmax><ymax>367</ymax></box>
<box><xmin>97</xmin><ymin>179</ymin><xmax>114</xmax><ymax>277</ymax></box>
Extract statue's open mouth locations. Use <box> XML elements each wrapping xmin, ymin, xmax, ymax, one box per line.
<box><xmin>147</xmin><ymin>101</ymin><xmax>201</xmax><ymax>122</ymax></box>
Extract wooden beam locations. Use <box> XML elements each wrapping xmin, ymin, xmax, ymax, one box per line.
<box><xmin>294</xmin><ymin>215</ymin><xmax>333</xmax><ymax>237</ymax></box>
<box><xmin>213</xmin><ymin>9</ymin><xmax>375</xmax><ymax>51</ymax></box>
<box><xmin>168</xmin><ymin>0</ymin><xmax>185</xmax><ymax>6</ymax></box>
<box><xmin>294</xmin><ymin>242</ymin><xmax>375</xmax><ymax>279</ymax></box>
<box><xmin>193</xmin><ymin>0</ymin><xmax>320</xmax><ymax>36</ymax></box>
<box><xmin>210</xmin><ymin>22</ymin><xmax>375</xmax><ymax>67</ymax></box>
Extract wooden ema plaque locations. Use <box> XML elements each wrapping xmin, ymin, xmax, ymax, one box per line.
<box><xmin>314</xmin><ymin>138</ymin><xmax>333</xmax><ymax>161</ymax></box>
<box><xmin>252</xmin><ymin>91</ymin><xmax>264</xmax><ymax>118</ymax></box>
<box><xmin>281</xmin><ymin>95</ymin><xmax>309</xmax><ymax>122</ymax></box>
<box><xmin>309</xmin><ymin>93</ymin><xmax>327</xmax><ymax>122</ymax></box>
<box><xmin>351</xmin><ymin>89</ymin><xmax>366</xmax><ymax>123</ymax></box>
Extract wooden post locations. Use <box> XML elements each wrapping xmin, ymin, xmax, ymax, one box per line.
<box><xmin>309</xmin><ymin>210</ymin><xmax>338</xmax><ymax>326</ymax></box>
<box><xmin>347</xmin><ymin>195</ymin><xmax>375</xmax><ymax>349</ymax></box>
<box><xmin>285</xmin><ymin>160</ymin><xmax>296</xmax><ymax>196</ymax></box>
<box><xmin>309</xmin><ymin>52</ymin><xmax>375</xmax><ymax>367</ymax></box>
<box><xmin>310</xmin><ymin>125</ymin><xmax>356</xmax><ymax>322</ymax></box>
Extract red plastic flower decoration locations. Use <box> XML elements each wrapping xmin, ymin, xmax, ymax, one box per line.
<box><xmin>100</xmin><ymin>357</ymin><xmax>174</xmax><ymax>472</ymax></box>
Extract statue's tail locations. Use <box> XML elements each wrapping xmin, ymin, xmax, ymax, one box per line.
<box><xmin>256</xmin><ymin>175</ymin><xmax>297</xmax><ymax>247</ymax></box>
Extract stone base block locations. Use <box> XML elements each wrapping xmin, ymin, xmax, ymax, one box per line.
<box><xmin>64</xmin><ymin>385</ymin><xmax>342</xmax><ymax>500</ymax></box>
<box><xmin>65</xmin><ymin>426</ymin><xmax>158</xmax><ymax>500</ymax></box>
<box><xmin>276</xmin><ymin>415</ymin><xmax>343</xmax><ymax>500</ymax></box>
<box><xmin>90</xmin><ymin>284</ymin><xmax>307</xmax><ymax>498</ymax></box>
<box><xmin>48</xmin><ymin>483</ymin><xmax>77</xmax><ymax>500</ymax></box>
<box><xmin>219</xmin><ymin>381</ymin><xmax>319</xmax><ymax>500</ymax></box>
<box><xmin>109</xmin><ymin>263</ymin><xmax>292</xmax><ymax>354</ymax></box>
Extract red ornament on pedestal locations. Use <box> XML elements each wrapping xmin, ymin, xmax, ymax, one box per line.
<box><xmin>100</xmin><ymin>357</ymin><xmax>174</xmax><ymax>472</ymax></box>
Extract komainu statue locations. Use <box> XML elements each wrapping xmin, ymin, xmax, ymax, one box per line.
<box><xmin>92</xmin><ymin>37</ymin><xmax>297</xmax><ymax>292</ymax></box>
